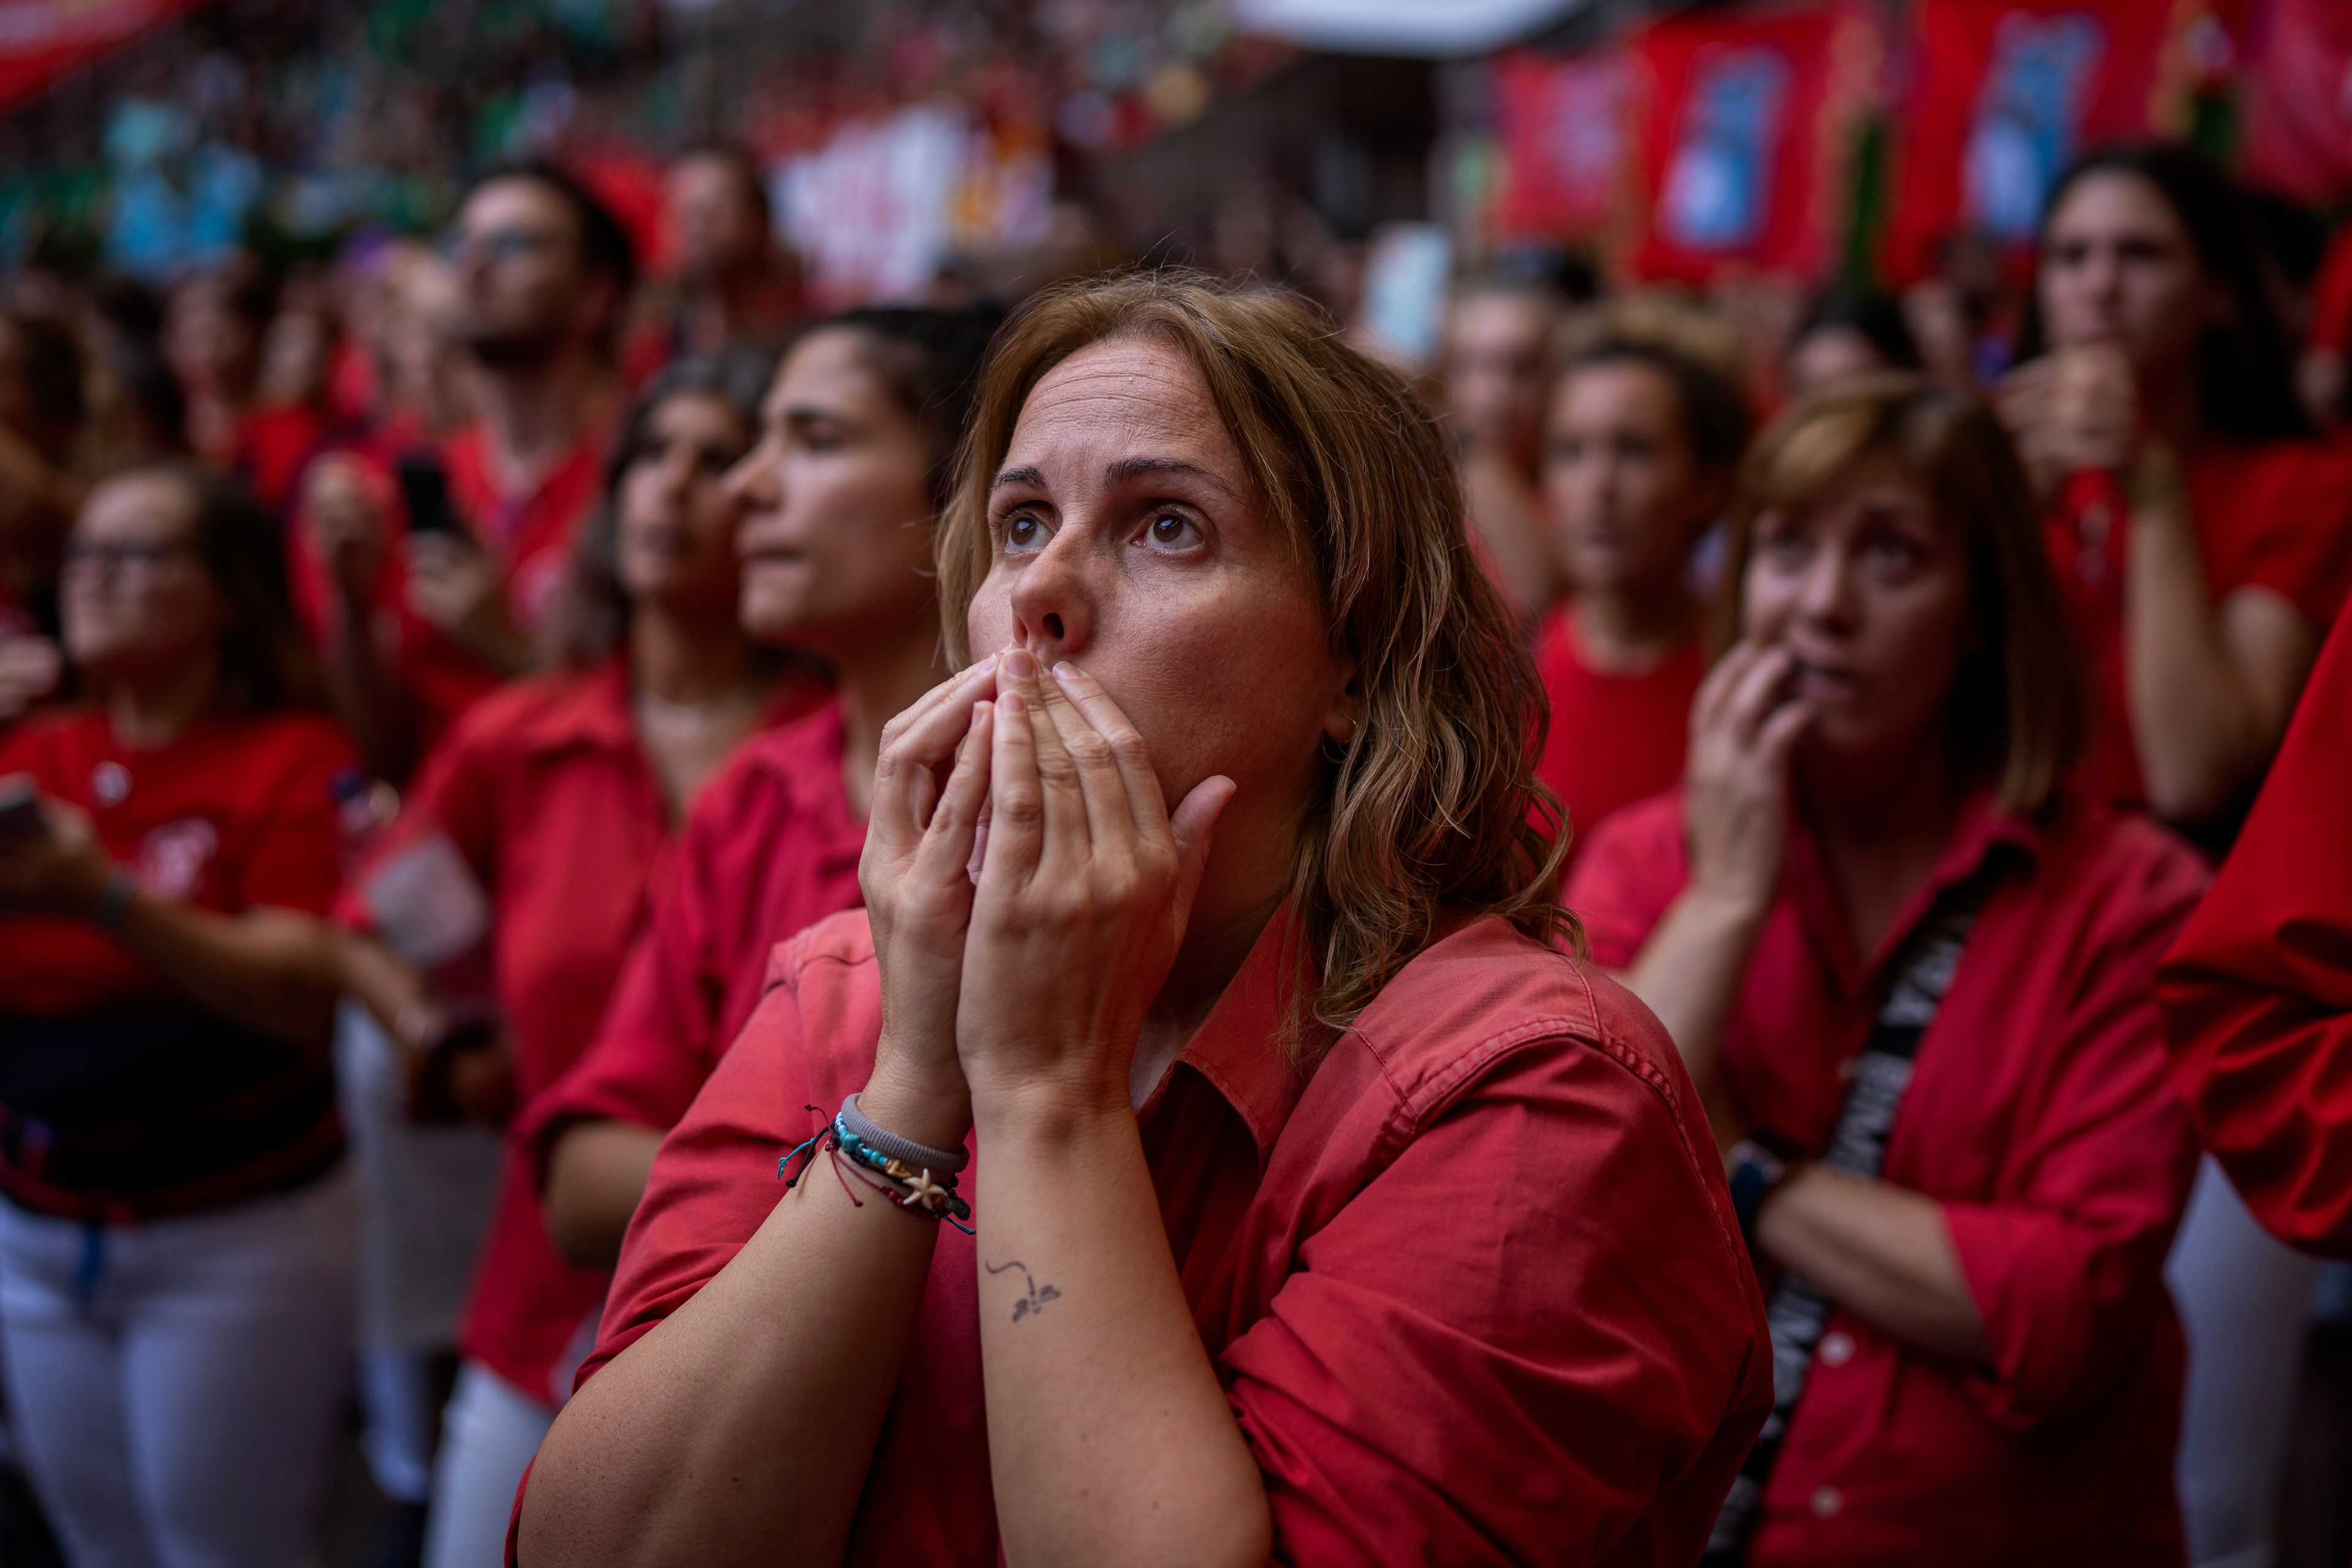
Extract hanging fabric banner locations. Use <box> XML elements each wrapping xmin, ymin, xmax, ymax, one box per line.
<box><xmin>2239</xmin><ymin>0</ymin><xmax>2352</xmax><ymax>206</ymax></box>
<box><xmin>0</xmin><ymin>0</ymin><xmax>212</xmax><ymax>115</ymax></box>
<box><xmin>1491</xmin><ymin>46</ymin><xmax>1631</xmax><ymax>242</ymax></box>
<box><xmin>1883</xmin><ymin>0</ymin><xmax>2187</xmax><ymax>282</ymax></box>
<box><xmin>1629</xmin><ymin>2</ymin><xmax>1875</xmax><ymax>284</ymax></box>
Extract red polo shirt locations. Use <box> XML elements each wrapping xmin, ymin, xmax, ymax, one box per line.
<box><xmin>539</xmin><ymin>907</ymin><xmax>1772</xmax><ymax>1566</ymax></box>
<box><xmin>1569</xmin><ymin>791</ymin><xmax>2204</xmax><ymax>1565</ymax></box>
<box><xmin>0</xmin><ymin>706</ymin><xmax>352</xmax><ymax>1219</ymax></box>
<box><xmin>1531</xmin><ymin>607</ymin><xmax>1705</xmax><ymax>865</ymax></box>
<box><xmin>511</xmin><ymin>699</ymin><xmax>864</xmax><ymax>1190</ymax></box>
<box><xmin>2044</xmin><ymin>441</ymin><xmax>2352</xmax><ymax>810</ymax></box>
<box><xmin>2160</xmin><ymin>606</ymin><xmax>2352</xmax><ymax>1257</ymax></box>
<box><xmin>342</xmin><ymin>662</ymin><xmax>817</xmax><ymax>1403</ymax></box>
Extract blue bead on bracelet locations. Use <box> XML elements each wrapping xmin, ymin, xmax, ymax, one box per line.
<box><xmin>775</xmin><ymin>1100</ymin><xmax>973</xmax><ymax>1234</ymax></box>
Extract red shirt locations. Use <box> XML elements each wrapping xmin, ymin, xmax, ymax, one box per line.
<box><xmin>342</xmin><ymin>662</ymin><xmax>816</xmax><ymax>1402</ymax></box>
<box><xmin>2160</xmin><ymin>605</ymin><xmax>2352</xmax><ymax>1256</ymax></box>
<box><xmin>511</xmin><ymin>699</ymin><xmax>864</xmax><ymax>1188</ymax></box>
<box><xmin>1531</xmin><ymin>607</ymin><xmax>1705</xmax><ymax>864</ymax></box>
<box><xmin>2044</xmin><ymin>441</ymin><xmax>2352</xmax><ymax>810</ymax></box>
<box><xmin>0</xmin><ymin>706</ymin><xmax>353</xmax><ymax>1219</ymax></box>
<box><xmin>1569</xmin><ymin>792</ymin><xmax>2205</xmax><ymax>1565</ymax></box>
<box><xmin>546</xmin><ymin>907</ymin><xmax>1773</xmax><ymax>1566</ymax></box>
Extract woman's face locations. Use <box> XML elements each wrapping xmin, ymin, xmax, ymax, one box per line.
<box><xmin>1741</xmin><ymin>452</ymin><xmax>1969</xmax><ymax>766</ymax></box>
<box><xmin>729</xmin><ymin>328</ymin><xmax>939</xmax><ymax>656</ymax></box>
<box><xmin>61</xmin><ymin>474</ymin><xmax>228</xmax><ymax>679</ymax></box>
<box><xmin>2038</xmin><ymin>170</ymin><xmax>2218</xmax><ymax>380</ymax></box>
<box><xmin>1542</xmin><ymin>360</ymin><xmax>1713</xmax><ymax>593</ymax></box>
<box><xmin>967</xmin><ymin>337</ymin><xmax>1352</xmax><ymax>881</ymax></box>
<box><xmin>1445</xmin><ymin>292</ymin><xmax>1553</xmax><ymax>464</ymax></box>
<box><xmin>616</xmin><ymin>390</ymin><xmax>753</xmax><ymax>616</ymax></box>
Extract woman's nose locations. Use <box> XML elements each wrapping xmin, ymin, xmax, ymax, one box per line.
<box><xmin>722</xmin><ymin>445</ymin><xmax>777</xmax><ymax>516</ymax></box>
<box><xmin>1006</xmin><ymin>532</ymin><xmax>1093</xmax><ymax>662</ymax></box>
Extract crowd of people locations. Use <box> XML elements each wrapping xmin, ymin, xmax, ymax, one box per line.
<box><xmin>0</xmin><ymin>119</ymin><xmax>2349</xmax><ymax>1568</ymax></box>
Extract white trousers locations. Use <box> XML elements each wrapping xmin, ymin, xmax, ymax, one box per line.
<box><xmin>420</xmin><ymin>1360</ymin><xmax>555</xmax><ymax>1568</ymax></box>
<box><xmin>0</xmin><ymin>1168</ymin><xmax>356</xmax><ymax>1568</ymax></box>
<box><xmin>2169</xmin><ymin>1156</ymin><xmax>2322</xmax><ymax>1568</ymax></box>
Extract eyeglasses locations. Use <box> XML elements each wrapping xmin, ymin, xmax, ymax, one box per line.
<box><xmin>443</xmin><ymin>227</ymin><xmax>561</xmax><ymax>266</ymax></box>
<box><xmin>63</xmin><ymin>538</ymin><xmax>197</xmax><ymax>574</ymax></box>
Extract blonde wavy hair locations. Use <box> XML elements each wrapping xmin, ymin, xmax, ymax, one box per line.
<box><xmin>938</xmin><ymin>270</ymin><xmax>1576</xmax><ymax>1058</ymax></box>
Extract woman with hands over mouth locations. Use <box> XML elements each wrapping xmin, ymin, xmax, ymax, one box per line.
<box><xmin>1570</xmin><ymin>377</ymin><xmax>2205</xmax><ymax>1565</ymax></box>
<box><xmin>516</xmin><ymin>272</ymin><xmax>1771</xmax><ymax>1567</ymax></box>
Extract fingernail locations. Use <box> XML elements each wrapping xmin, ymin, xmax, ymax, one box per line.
<box><xmin>1004</xmin><ymin>648</ymin><xmax>1037</xmax><ymax>679</ymax></box>
<box><xmin>1052</xmin><ymin>660</ymin><xmax>1079</xmax><ymax>685</ymax></box>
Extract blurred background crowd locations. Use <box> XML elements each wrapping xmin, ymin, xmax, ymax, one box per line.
<box><xmin>0</xmin><ymin>0</ymin><xmax>2350</xmax><ymax>1565</ymax></box>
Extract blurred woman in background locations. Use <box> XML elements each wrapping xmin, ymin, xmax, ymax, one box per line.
<box><xmin>2000</xmin><ymin>143</ymin><xmax>2352</xmax><ymax>837</ymax></box>
<box><xmin>1572</xmin><ymin>377</ymin><xmax>2203</xmax><ymax>1564</ymax></box>
<box><xmin>1532</xmin><ymin>318</ymin><xmax>1750</xmax><ymax>864</ymax></box>
<box><xmin>335</xmin><ymin>352</ymin><xmax>802</xmax><ymax>1568</ymax></box>
<box><xmin>1443</xmin><ymin>273</ymin><xmax>1568</xmax><ymax>620</ymax></box>
<box><xmin>524</xmin><ymin>307</ymin><xmax>999</xmax><ymax>1272</ymax></box>
<box><xmin>0</xmin><ymin>464</ymin><xmax>356</xmax><ymax>1567</ymax></box>
<box><xmin>1784</xmin><ymin>287</ymin><xmax>1923</xmax><ymax>401</ymax></box>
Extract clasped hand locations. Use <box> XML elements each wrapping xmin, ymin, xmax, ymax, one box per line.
<box><xmin>858</xmin><ymin>648</ymin><xmax>1232</xmax><ymax>1150</ymax></box>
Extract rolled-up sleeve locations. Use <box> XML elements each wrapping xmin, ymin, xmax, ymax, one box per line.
<box><xmin>1218</xmin><ymin>1026</ymin><xmax>1770</xmax><ymax>1566</ymax></box>
<box><xmin>1941</xmin><ymin>861</ymin><xmax>2203</xmax><ymax>1428</ymax></box>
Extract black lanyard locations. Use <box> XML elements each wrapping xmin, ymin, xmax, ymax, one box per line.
<box><xmin>1702</xmin><ymin>862</ymin><xmax>2003</xmax><ymax>1562</ymax></box>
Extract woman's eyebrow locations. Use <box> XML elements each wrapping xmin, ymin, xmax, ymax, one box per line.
<box><xmin>990</xmin><ymin>464</ymin><xmax>1046</xmax><ymax>493</ymax></box>
<box><xmin>1104</xmin><ymin>456</ymin><xmax>1238</xmax><ymax>499</ymax></box>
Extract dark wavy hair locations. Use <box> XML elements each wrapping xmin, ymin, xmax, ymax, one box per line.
<box><xmin>2016</xmin><ymin>142</ymin><xmax>2312</xmax><ymax>443</ymax></box>
<box><xmin>551</xmin><ymin>350</ymin><xmax>775</xmax><ymax>669</ymax></box>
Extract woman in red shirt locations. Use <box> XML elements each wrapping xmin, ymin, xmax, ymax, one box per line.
<box><xmin>1570</xmin><ymin>376</ymin><xmax>2204</xmax><ymax>1564</ymax></box>
<box><xmin>1533</xmin><ymin>316</ymin><xmax>1750</xmax><ymax>862</ymax></box>
<box><xmin>0</xmin><ymin>464</ymin><xmax>356</xmax><ymax>1566</ymax></box>
<box><xmin>518</xmin><ymin>271</ymin><xmax>1771</xmax><ymax>1566</ymax></box>
<box><xmin>1998</xmin><ymin>143</ymin><xmax>2352</xmax><ymax>837</ymax></box>
<box><xmin>523</xmin><ymin>307</ymin><xmax>1002</xmax><ymax>1270</ymax></box>
<box><xmin>336</xmin><ymin>353</ymin><xmax>801</xmax><ymax>1568</ymax></box>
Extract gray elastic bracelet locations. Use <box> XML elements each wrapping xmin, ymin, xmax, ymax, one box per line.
<box><xmin>93</xmin><ymin>867</ymin><xmax>136</xmax><ymax>931</ymax></box>
<box><xmin>840</xmin><ymin>1091</ymin><xmax>968</xmax><ymax>1175</ymax></box>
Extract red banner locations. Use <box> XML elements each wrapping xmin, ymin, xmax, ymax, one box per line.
<box><xmin>1491</xmin><ymin>47</ymin><xmax>1631</xmax><ymax>242</ymax></box>
<box><xmin>0</xmin><ymin>0</ymin><xmax>213</xmax><ymax>115</ymax></box>
<box><xmin>1883</xmin><ymin>0</ymin><xmax>2184</xmax><ymax>282</ymax></box>
<box><xmin>1629</xmin><ymin>3</ymin><xmax>1874</xmax><ymax>284</ymax></box>
<box><xmin>2239</xmin><ymin>0</ymin><xmax>2352</xmax><ymax>205</ymax></box>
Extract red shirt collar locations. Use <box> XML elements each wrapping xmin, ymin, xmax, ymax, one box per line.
<box><xmin>1784</xmin><ymin>787</ymin><xmax>2042</xmax><ymax>995</ymax></box>
<box><xmin>1143</xmin><ymin>901</ymin><xmax>1317</xmax><ymax>1170</ymax></box>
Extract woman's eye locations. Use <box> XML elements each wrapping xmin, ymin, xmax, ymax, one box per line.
<box><xmin>1003</xmin><ymin>513</ymin><xmax>1043</xmax><ymax>551</ymax></box>
<box><xmin>1145</xmin><ymin>512</ymin><xmax>1200</xmax><ymax>549</ymax></box>
<box><xmin>1865</xmin><ymin>534</ymin><xmax>1924</xmax><ymax>572</ymax></box>
<box><xmin>1759</xmin><ymin>529</ymin><xmax>1807</xmax><ymax>564</ymax></box>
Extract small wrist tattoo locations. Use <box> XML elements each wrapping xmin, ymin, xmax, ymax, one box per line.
<box><xmin>984</xmin><ymin>1257</ymin><xmax>1062</xmax><ymax>1322</ymax></box>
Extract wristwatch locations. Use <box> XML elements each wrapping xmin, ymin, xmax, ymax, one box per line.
<box><xmin>1726</xmin><ymin>1138</ymin><xmax>1792</xmax><ymax>1255</ymax></box>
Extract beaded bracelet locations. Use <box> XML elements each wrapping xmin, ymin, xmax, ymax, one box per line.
<box><xmin>777</xmin><ymin>1100</ymin><xmax>974</xmax><ymax>1234</ymax></box>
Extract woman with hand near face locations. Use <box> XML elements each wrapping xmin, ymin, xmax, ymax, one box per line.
<box><xmin>518</xmin><ymin>273</ymin><xmax>1771</xmax><ymax>1566</ymax></box>
<box><xmin>1572</xmin><ymin>377</ymin><xmax>2204</xmax><ymax>1564</ymax></box>
<box><xmin>1533</xmin><ymin>325</ymin><xmax>1750</xmax><ymax>865</ymax></box>
<box><xmin>0</xmin><ymin>466</ymin><xmax>357</xmax><ymax>1567</ymax></box>
<box><xmin>522</xmin><ymin>307</ymin><xmax>1000</xmax><ymax>1272</ymax></box>
<box><xmin>333</xmin><ymin>354</ymin><xmax>807</xmax><ymax>1568</ymax></box>
<box><xmin>1997</xmin><ymin>143</ymin><xmax>2352</xmax><ymax>838</ymax></box>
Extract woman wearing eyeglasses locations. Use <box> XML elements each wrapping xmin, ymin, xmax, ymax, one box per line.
<box><xmin>0</xmin><ymin>464</ymin><xmax>358</xmax><ymax>1567</ymax></box>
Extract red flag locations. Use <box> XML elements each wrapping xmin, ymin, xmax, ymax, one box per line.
<box><xmin>0</xmin><ymin>0</ymin><xmax>213</xmax><ymax>116</ymax></box>
<box><xmin>1884</xmin><ymin>0</ymin><xmax>2185</xmax><ymax>283</ymax></box>
<box><xmin>1491</xmin><ymin>47</ymin><xmax>1632</xmax><ymax>241</ymax></box>
<box><xmin>2239</xmin><ymin>0</ymin><xmax>2352</xmax><ymax>205</ymax></box>
<box><xmin>1629</xmin><ymin>3</ymin><xmax>1875</xmax><ymax>284</ymax></box>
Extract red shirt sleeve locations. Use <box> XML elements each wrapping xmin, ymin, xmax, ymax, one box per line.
<box><xmin>1218</xmin><ymin>985</ymin><xmax>1769</xmax><ymax>1566</ymax></box>
<box><xmin>2160</xmin><ymin>607</ymin><xmax>2352</xmax><ymax>1257</ymax></box>
<box><xmin>1562</xmin><ymin>794</ymin><xmax>1688</xmax><ymax>968</ymax></box>
<box><xmin>1938</xmin><ymin>827</ymin><xmax>2206</xmax><ymax>1427</ymax></box>
<box><xmin>2201</xmin><ymin>443</ymin><xmax>2352</xmax><ymax>632</ymax></box>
